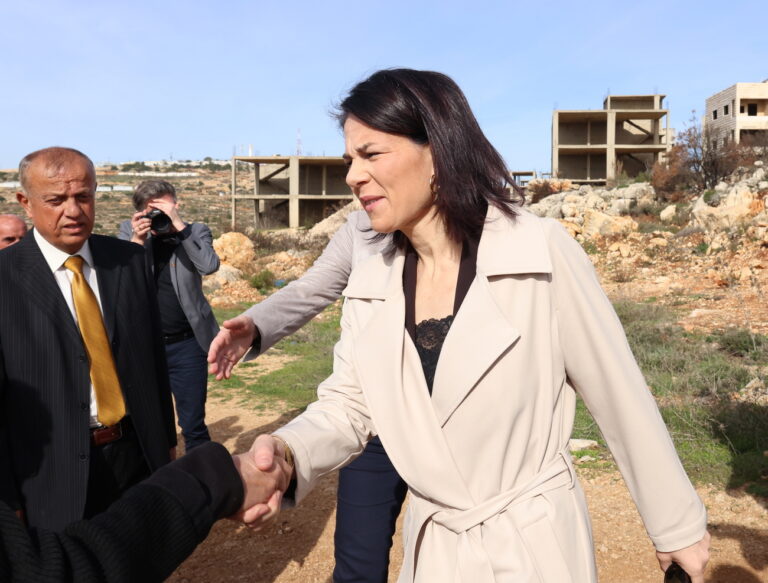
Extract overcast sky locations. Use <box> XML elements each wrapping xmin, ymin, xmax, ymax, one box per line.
<box><xmin>1</xmin><ymin>0</ymin><xmax>765</xmax><ymax>172</ymax></box>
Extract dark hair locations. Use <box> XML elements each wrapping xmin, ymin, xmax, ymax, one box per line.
<box><xmin>19</xmin><ymin>147</ymin><xmax>95</xmax><ymax>193</ymax></box>
<box><xmin>336</xmin><ymin>68</ymin><xmax>522</xmax><ymax>247</ymax></box>
<box><xmin>132</xmin><ymin>180</ymin><xmax>177</xmax><ymax>211</ymax></box>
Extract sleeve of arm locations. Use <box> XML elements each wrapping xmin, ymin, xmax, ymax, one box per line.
<box><xmin>0</xmin><ymin>442</ymin><xmax>241</xmax><ymax>582</ymax></box>
<box><xmin>273</xmin><ymin>298</ymin><xmax>374</xmax><ymax>503</ymax></box>
<box><xmin>117</xmin><ymin>220</ymin><xmax>132</xmax><ymax>242</ymax></box>
<box><xmin>546</xmin><ymin>220</ymin><xmax>707</xmax><ymax>552</ymax></box>
<box><xmin>242</xmin><ymin>218</ymin><xmax>357</xmax><ymax>357</ymax></box>
<box><xmin>178</xmin><ymin>223</ymin><xmax>220</xmax><ymax>275</ymax></box>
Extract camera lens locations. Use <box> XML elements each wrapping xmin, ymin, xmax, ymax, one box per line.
<box><xmin>146</xmin><ymin>209</ymin><xmax>172</xmax><ymax>234</ymax></box>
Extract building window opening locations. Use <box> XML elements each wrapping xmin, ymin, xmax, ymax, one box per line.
<box><xmin>748</xmin><ymin>103</ymin><xmax>758</xmax><ymax>116</ymax></box>
<box><xmin>724</xmin><ymin>104</ymin><xmax>729</xmax><ymax>115</ymax></box>
<box><xmin>712</xmin><ymin>110</ymin><xmax>718</xmax><ymax>120</ymax></box>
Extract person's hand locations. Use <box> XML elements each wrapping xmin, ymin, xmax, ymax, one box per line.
<box><xmin>129</xmin><ymin>210</ymin><xmax>151</xmax><ymax>244</ymax></box>
<box><xmin>146</xmin><ymin>197</ymin><xmax>185</xmax><ymax>232</ymax></box>
<box><xmin>231</xmin><ymin>434</ymin><xmax>294</xmax><ymax>529</ymax></box>
<box><xmin>207</xmin><ymin>315</ymin><xmax>258</xmax><ymax>380</ymax></box>
<box><xmin>657</xmin><ymin>531</ymin><xmax>710</xmax><ymax>583</ymax></box>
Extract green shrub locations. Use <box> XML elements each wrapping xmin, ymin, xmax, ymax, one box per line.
<box><xmin>249</xmin><ymin>269</ymin><xmax>275</xmax><ymax>293</ymax></box>
<box><xmin>711</xmin><ymin>328</ymin><xmax>768</xmax><ymax>361</ymax></box>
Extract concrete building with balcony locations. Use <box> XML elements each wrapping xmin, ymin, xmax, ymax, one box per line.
<box><xmin>704</xmin><ymin>81</ymin><xmax>768</xmax><ymax>146</ymax></box>
<box><xmin>552</xmin><ymin>94</ymin><xmax>671</xmax><ymax>185</ymax></box>
<box><xmin>230</xmin><ymin>155</ymin><xmax>352</xmax><ymax>229</ymax></box>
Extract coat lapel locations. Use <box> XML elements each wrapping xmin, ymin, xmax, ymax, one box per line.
<box><xmin>431</xmin><ymin>208</ymin><xmax>553</xmax><ymax>426</ymax></box>
<box><xmin>430</xmin><ymin>276</ymin><xmax>520</xmax><ymax>427</ymax></box>
<box><xmin>13</xmin><ymin>233</ymin><xmax>82</xmax><ymax>344</ymax></box>
<box><xmin>346</xmin><ymin>252</ymin><xmax>476</xmax><ymax>507</ymax></box>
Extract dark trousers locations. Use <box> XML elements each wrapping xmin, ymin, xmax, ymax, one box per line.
<box><xmin>84</xmin><ymin>417</ymin><xmax>151</xmax><ymax>519</ymax></box>
<box><xmin>333</xmin><ymin>436</ymin><xmax>407</xmax><ymax>583</ymax></box>
<box><xmin>166</xmin><ymin>337</ymin><xmax>211</xmax><ymax>451</ymax></box>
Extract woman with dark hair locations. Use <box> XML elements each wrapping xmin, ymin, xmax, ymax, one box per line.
<box><xmin>245</xmin><ymin>68</ymin><xmax>710</xmax><ymax>582</ymax></box>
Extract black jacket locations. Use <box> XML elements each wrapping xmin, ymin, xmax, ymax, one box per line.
<box><xmin>0</xmin><ymin>442</ymin><xmax>242</xmax><ymax>582</ymax></box>
<box><xmin>0</xmin><ymin>233</ymin><xmax>176</xmax><ymax>531</ymax></box>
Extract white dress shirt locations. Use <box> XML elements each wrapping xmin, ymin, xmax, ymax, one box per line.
<box><xmin>34</xmin><ymin>229</ymin><xmax>111</xmax><ymax>427</ymax></box>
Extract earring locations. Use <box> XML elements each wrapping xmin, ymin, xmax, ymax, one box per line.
<box><xmin>429</xmin><ymin>174</ymin><xmax>438</xmax><ymax>199</ymax></box>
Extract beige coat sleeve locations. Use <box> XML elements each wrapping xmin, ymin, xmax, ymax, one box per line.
<box><xmin>273</xmin><ymin>298</ymin><xmax>375</xmax><ymax>500</ymax></box>
<box><xmin>545</xmin><ymin>219</ymin><xmax>707</xmax><ymax>552</ymax></box>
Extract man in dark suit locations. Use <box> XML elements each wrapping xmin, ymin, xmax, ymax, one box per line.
<box><xmin>0</xmin><ymin>146</ymin><xmax>176</xmax><ymax>532</ymax></box>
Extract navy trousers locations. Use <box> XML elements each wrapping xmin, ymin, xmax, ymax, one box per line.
<box><xmin>165</xmin><ymin>337</ymin><xmax>211</xmax><ymax>451</ymax></box>
<box><xmin>333</xmin><ymin>436</ymin><xmax>407</xmax><ymax>583</ymax></box>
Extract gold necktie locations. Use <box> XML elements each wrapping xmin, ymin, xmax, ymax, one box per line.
<box><xmin>64</xmin><ymin>256</ymin><xmax>126</xmax><ymax>427</ymax></box>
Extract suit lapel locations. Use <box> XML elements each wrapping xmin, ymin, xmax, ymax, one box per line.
<box><xmin>13</xmin><ymin>234</ymin><xmax>82</xmax><ymax>344</ymax></box>
<box><xmin>90</xmin><ymin>236</ymin><xmax>122</xmax><ymax>341</ymax></box>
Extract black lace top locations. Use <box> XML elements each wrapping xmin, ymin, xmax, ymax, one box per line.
<box><xmin>403</xmin><ymin>239</ymin><xmax>478</xmax><ymax>395</ymax></box>
<box><xmin>414</xmin><ymin>315</ymin><xmax>454</xmax><ymax>393</ymax></box>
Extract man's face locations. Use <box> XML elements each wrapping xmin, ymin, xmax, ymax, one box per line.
<box><xmin>0</xmin><ymin>218</ymin><xmax>26</xmax><ymax>249</ymax></box>
<box><xmin>17</xmin><ymin>157</ymin><xmax>96</xmax><ymax>254</ymax></box>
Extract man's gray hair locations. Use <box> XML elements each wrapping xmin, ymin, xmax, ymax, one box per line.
<box><xmin>18</xmin><ymin>147</ymin><xmax>95</xmax><ymax>192</ymax></box>
<box><xmin>132</xmin><ymin>180</ymin><xmax>177</xmax><ymax>211</ymax></box>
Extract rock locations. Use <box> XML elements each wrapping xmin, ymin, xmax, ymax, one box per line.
<box><xmin>203</xmin><ymin>264</ymin><xmax>243</xmax><ymax>292</ymax></box>
<box><xmin>755</xmin><ymin>160</ymin><xmax>765</xmax><ymax>167</ymax></box>
<box><xmin>582</xmin><ymin>209</ymin><xmax>638</xmax><ymax>237</ymax></box>
<box><xmin>660</xmin><ymin>204</ymin><xmax>677</xmax><ymax>222</ymax></box>
<box><xmin>584</xmin><ymin>193</ymin><xmax>607</xmax><ymax>211</ymax></box>
<box><xmin>569</xmin><ymin>438</ymin><xmax>598</xmax><ymax>452</ymax></box>
<box><xmin>213</xmin><ymin>232</ymin><xmax>256</xmax><ymax>271</ymax></box>
<box><xmin>608</xmin><ymin>198</ymin><xmax>634</xmax><ymax>215</ymax></box>
<box><xmin>308</xmin><ymin>200</ymin><xmax>362</xmax><ymax>238</ymax></box>
<box><xmin>616</xmin><ymin>182</ymin><xmax>654</xmax><ymax>200</ymax></box>
<box><xmin>691</xmin><ymin>184</ymin><xmax>764</xmax><ymax>232</ymax></box>
<box><xmin>648</xmin><ymin>237</ymin><xmax>668</xmax><ymax>248</ymax></box>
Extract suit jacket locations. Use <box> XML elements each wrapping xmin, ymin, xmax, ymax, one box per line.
<box><xmin>0</xmin><ymin>441</ymin><xmax>242</xmax><ymax>583</ymax></box>
<box><xmin>244</xmin><ymin>211</ymin><xmax>384</xmax><ymax>357</ymax></box>
<box><xmin>0</xmin><ymin>232</ymin><xmax>176</xmax><ymax>531</ymax></box>
<box><xmin>274</xmin><ymin>208</ymin><xmax>707</xmax><ymax>582</ymax></box>
<box><xmin>118</xmin><ymin>221</ymin><xmax>220</xmax><ymax>351</ymax></box>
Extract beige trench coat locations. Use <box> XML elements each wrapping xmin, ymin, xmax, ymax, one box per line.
<box><xmin>275</xmin><ymin>207</ymin><xmax>707</xmax><ymax>583</ymax></box>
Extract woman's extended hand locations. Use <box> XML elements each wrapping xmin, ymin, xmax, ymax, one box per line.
<box><xmin>207</xmin><ymin>315</ymin><xmax>257</xmax><ymax>380</ymax></box>
<box><xmin>656</xmin><ymin>531</ymin><xmax>710</xmax><ymax>583</ymax></box>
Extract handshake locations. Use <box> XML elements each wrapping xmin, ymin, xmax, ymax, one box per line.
<box><xmin>231</xmin><ymin>434</ymin><xmax>295</xmax><ymax>528</ymax></box>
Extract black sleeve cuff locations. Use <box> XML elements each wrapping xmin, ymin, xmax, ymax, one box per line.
<box><xmin>144</xmin><ymin>442</ymin><xmax>243</xmax><ymax>537</ymax></box>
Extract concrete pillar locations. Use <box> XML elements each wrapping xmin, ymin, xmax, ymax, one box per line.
<box><xmin>230</xmin><ymin>157</ymin><xmax>237</xmax><ymax>230</ymax></box>
<box><xmin>606</xmin><ymin>111</ymin><xmax>616</xmax><ymax>183</ymax></box>
<box><xmin>288</xmin><ymin>156</ymin><xmax>300</xmax><ymax>228</ymax></box>
<box><xmin>551</xmin><ymin>112</ymin><xmax>559</xmax><ymax>178</ymax></box>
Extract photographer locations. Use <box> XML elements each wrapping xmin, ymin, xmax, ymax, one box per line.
<box><xmin>119</xmin><ymin>180</ymin><xmax>220</xmax><ymax>452</ymax></box>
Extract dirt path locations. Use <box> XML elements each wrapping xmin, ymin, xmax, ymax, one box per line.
<box><xmin>167</xmin><ymin>392</ymin><xmax>768</xmax><ymax>583</ymax></box>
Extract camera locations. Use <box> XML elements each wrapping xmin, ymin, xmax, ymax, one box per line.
<box><xmin>143</xmin><ymin>209</ymin><xmax>173</xmax><ymax>234</ymax></box>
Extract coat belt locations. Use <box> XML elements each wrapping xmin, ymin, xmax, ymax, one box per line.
<box><xmin>401</xmin><ymin>449</ymin><xmax>576</xmax><ymax>583</ymax></box>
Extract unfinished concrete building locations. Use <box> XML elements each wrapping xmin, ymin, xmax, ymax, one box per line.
<box><xmin>552</xmin><ymin>95</ymin><xmax>671</xmax><ymax>185</ymax></box>
<box><xmin>704</xmin><ymin>81</ymin><xmax>768</xmax><ymax>147</ymax></box>
<box><xmin>230</xmin><ymin>155</ymin><xmax>352</xmax><ymax>229</ymax></box>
